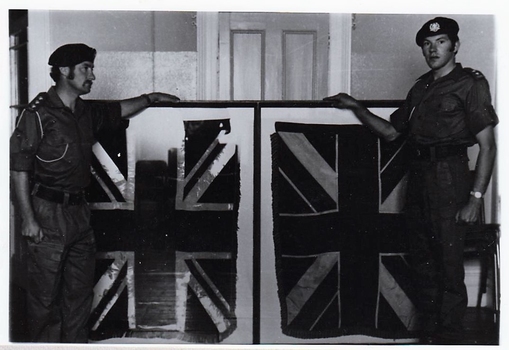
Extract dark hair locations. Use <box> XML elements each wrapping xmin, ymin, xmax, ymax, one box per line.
<box><xmin>49</xmin><ymin>65</ymin><xmax>75</xmax><ymax>82</ymax></box>
<box><xmin>448</xmin><ymin>33</ymin><xmax>460</xmax><ymax>46</ymax></box>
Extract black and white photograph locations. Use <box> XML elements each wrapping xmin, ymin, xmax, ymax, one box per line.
<box><xmin>1</xmin><ymin>1</ymin><xmax>507</xmax><ymax>348</ymax></box>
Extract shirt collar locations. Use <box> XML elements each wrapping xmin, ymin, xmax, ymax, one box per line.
<box><xmin>46</xmin><ymin>86</ymin><xmax>66</xmax><ymax>108</ymax></box>
<box><xmin>443</xmin><ymin>63</ymin><xmax>465</xmax><ymax>82</ymax></box>
<box><xmin>417</xmin><ymin>63</ymin><xmax>464</xmax><ymax>84</ymax></box>
<box><xmin>47</xmin><ymin>86</ymin><xmax>85</xmax><ymax>113</ymax></box>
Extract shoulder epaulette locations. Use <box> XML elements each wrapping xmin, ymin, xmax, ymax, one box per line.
<box><xmin>463</xmin><ymin>67</ymin><xmax>485</xmax><ymax>80</ymax></box>
<box><xmin>27</xmin><ymin>92</ymin><xmax>49</xmax><ymax>112</ymax></box>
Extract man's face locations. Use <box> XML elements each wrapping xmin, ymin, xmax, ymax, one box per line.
<box><xmin>421</xmin><ymin>34</ymin><xmax>458</xmax><ymax>71</ymax></box>
<box><xmin>65</xmin><ymin>61</ymin><xmax>95</xmax><ymax>95</ymax></box>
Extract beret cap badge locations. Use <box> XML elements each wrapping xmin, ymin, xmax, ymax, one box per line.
<box><xmin>429</xmin><ymin>22</ymin><xmax>440</xmax><ymax>32</ymax></box>
<box><xmin>415</xmin><ymin>17</ymin><xmax>459</xmax><ymax>46</ymax></box>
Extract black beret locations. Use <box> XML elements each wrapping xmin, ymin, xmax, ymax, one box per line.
<box><xmin>48</xmin><ymin>43</ymin><xmax>96</xmax><ymax>67</ymax></box>
<box><xmin>415</xmin><ymin>17</ymin><xmax>459</xmax><ymax>47</ymax></box>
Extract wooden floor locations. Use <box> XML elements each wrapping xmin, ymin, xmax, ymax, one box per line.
<box><xmin>134</xmin><ymin>250</ymin><xmax>176</xmax><ymax>329</ymax></box>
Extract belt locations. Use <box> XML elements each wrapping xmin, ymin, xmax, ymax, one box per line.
<box><xmin>32</xmin><ymin>183</ymin><xmax>85</xmax><ymax>205</ymax></box>
<box><xmin>413</xmin><ymin>144</ymin><xmax>467</xmax><ymax>161</ymax></box>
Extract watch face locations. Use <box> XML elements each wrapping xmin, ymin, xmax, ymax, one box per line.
<box><xmin>471</xmin><ymin>191</ymin><xmax>482</xmax><ymax>198</ymax></box>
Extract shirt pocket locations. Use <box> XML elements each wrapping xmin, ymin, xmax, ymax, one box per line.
<box><xmin>434</xmin><ymin>96</ymin><xmax>466</xmax><ymax>138</ymax></box>
<box><xmin>36</xmin><ymin>130</ymin><xmax>73</xmax><ymax>163</ymax></box>
<box><xmin>439</xmin><ymin>96</ymin><xmax>460</xmax><ymax>113</ymax></box>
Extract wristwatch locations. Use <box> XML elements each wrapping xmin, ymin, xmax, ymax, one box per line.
<box><xmin>470</xmin><ymin>191</ymin><xmax>483</xmax><ymax>199</ymax></box>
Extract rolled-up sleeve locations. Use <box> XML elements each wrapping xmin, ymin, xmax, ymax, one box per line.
<box><xmin>465</xmin><ymin>78</ymin><xmax>499</xmax><ymax>136</ymax></box>
<box><xmin>390</xmin><ymin>90</ymin><xmax>413</xmax><ymax>133</ymax></box>
<box><xmin>10</xmin><ymin>110</ymin><xmax>42</xmax><ymax>171</ymax></box>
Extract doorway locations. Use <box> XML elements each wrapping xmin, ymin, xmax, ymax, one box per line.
<box><xmin>218</xmin><ymin>12</ymin><xmax>330</xmax><ymax>100</ymax></box>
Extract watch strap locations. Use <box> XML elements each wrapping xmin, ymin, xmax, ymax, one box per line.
<box><xmin>470</xmin><ymin>191</ymin><xmax>483</xmax><ymax>199</ymax></box>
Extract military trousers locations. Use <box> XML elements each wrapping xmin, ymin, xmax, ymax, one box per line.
<box><xmin>26</xmin><ymin>196</ymin><xmax>96</xmax><ymax>343</ymax></box>
<box><xmin>404</xmin><ymin>153</ymin><xmax>471</xmax><ymax>334</ymax></box>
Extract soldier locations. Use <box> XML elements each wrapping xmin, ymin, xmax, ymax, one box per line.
<box><xmin>10</xmin><ymin>43</ymin><xmax>179</xmax><ymax>342</ymax></box>
<box><xmin>325</xmin><ymin>17</ymin><xmax>498</xmax><ymax>343</ymax></box>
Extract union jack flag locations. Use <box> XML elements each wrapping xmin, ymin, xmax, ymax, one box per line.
<box><xmin>174</xmin><ymin>119</ymin><xmax>239</xmax><ymax>341</ymax></box>
<box><xmin>272</xmin><ymin>122</ymin><xmax>416</xmax><ymax>339</ymax></box>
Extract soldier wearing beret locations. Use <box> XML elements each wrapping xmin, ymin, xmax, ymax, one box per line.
<box><xmin>325</xmin><ymin>17</ymin><xmax>498</xmax><ymax>343</ymax></box>
<box><xmin>10</xmin><ymin>43</ymin><xmax>180</xmax><ymax>343</ymax></box>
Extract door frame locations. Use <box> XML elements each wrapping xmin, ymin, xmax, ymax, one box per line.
<box><xmin>197</xmin><ymin>12</ymin><xmax>352</xmax><ymax>100</ymax></box>
<box><xmin>27</xmin><ymin>10</ymin><xmax>52</xmax><ymax>99</ymax></box>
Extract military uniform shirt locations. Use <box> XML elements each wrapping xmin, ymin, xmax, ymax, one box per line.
<box><xmin>390</xmin><ymin>63</ymin><xmax>498</xmax><ymax>146</ymax></box>
<box><xmin>10</xmin><ymin>87</ymin><xmax>122</xmax><ymax>193</ymax></box>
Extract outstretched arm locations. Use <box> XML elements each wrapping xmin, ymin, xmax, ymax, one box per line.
<box><xmin>120</xmin><ymin>92</ymin><xmax>180</xmax><ymax>118</ymax></box>
<box><xmin>324</xmin><ymin>93</ymin><xmax>401</xmax><ymax>142</ymax></box>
